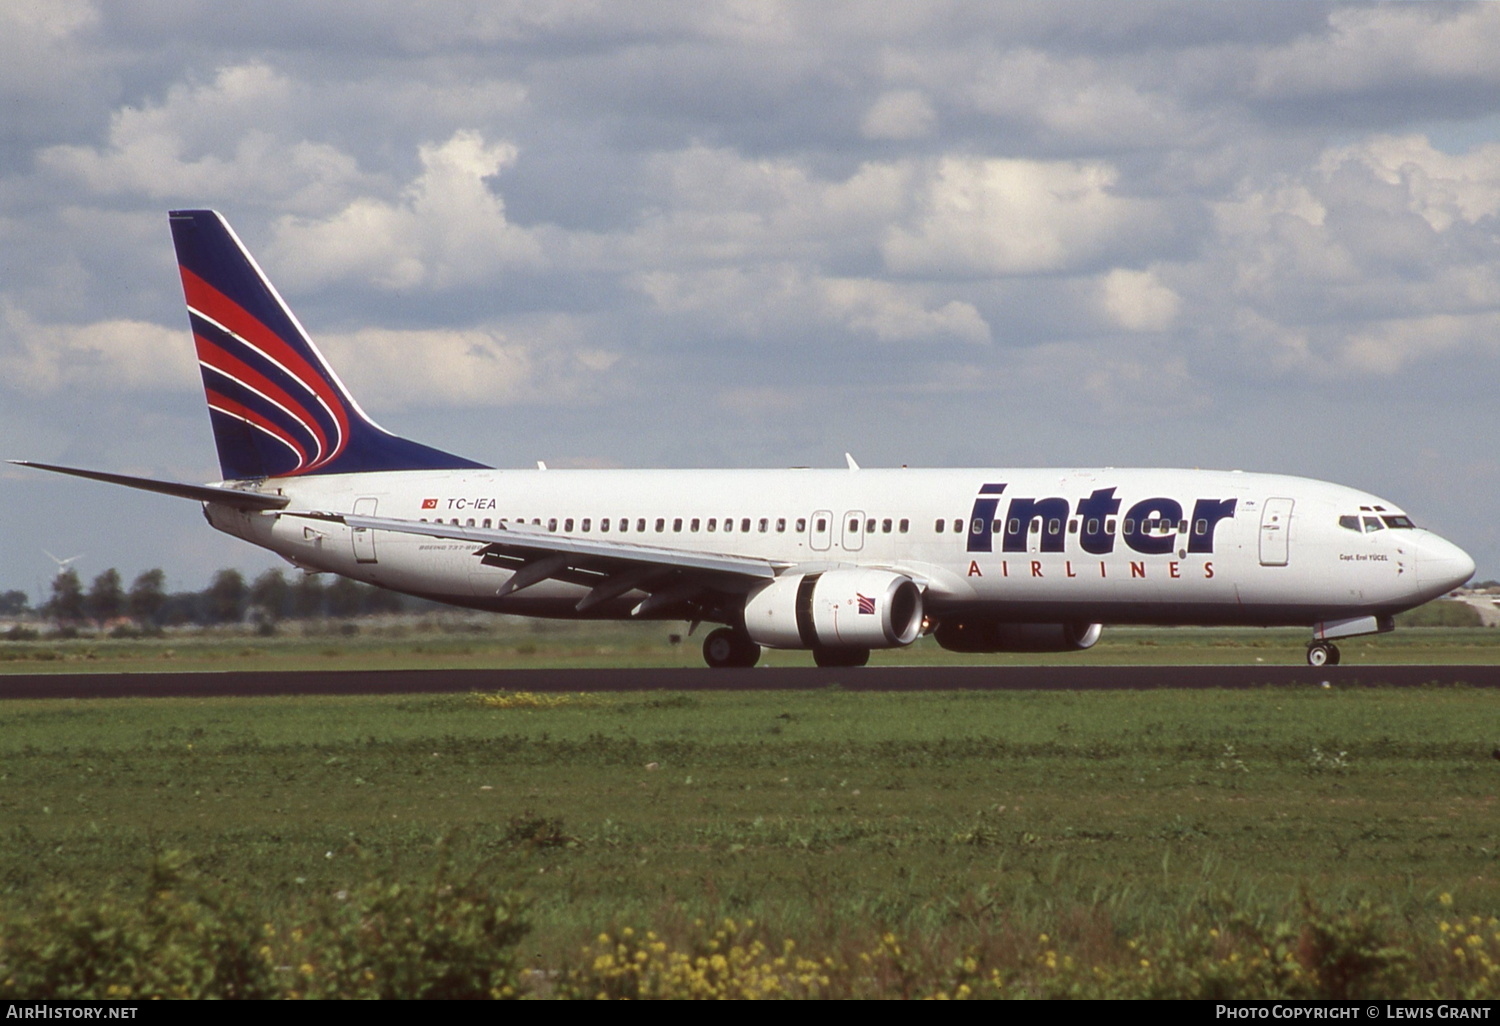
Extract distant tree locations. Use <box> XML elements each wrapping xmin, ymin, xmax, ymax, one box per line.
<box><xmin>46</xmin><ymin>569</ymin><xmax>85</xmax><ymax>625</ymax></box>
<box><xmin>86</xmin><ymin>569</ymin><xmax>125</xmax><ymax>625</ymax></box>
<box><xmin>0</xmin><ymin>590</ymin><xmax>28</xmax><ymax>617</ymax></box>
<box><xmin>363</xmin><ymin>583</ymin><xmax>404</xmax><ymax>615</ymax></box>
<box><xmin>325</xmin><ymin>575</ymin><xmax>363</xmax><ymax>618</ymax></box>
<box><xmin>1396</xmin><ymin>600</ymin><xmax>1483</xmax><ymax>628</ymax></box>
<box><xmin>205</xmin><ymin>569</ymin><xmax>247</xmax><ymax>624</ymax></box>
<box><xmin>293</xmin><ymin>574</ymin><xmax>325</xmax><ymax>619</ymax></box>
<box><xmin>250</xmin><ymin>569</ymin><xmax>290</xmax><ymax>622</ymax></box>
<box><xmin>128</xmin><ymin>569</ymin><xmax>167</xmax><ymax>624</ymax></box>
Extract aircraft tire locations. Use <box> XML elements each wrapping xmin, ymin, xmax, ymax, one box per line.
<box><xmin>813</xmin><ymin>647</ymin><xmax>870</xmax><ymax>668</ymax></box>
<box><xmin>1306</xmin><ymin>642</ymin><xmax>1339</xmax><ymax>668</ymax></box>
<box><xmin>703</xmin><ymin>627</ymin><xmax>760</xmax><ymax>668</ymax></box>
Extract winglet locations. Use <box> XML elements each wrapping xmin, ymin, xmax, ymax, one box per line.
<box><xmin>845</xmin><ymin>452</ymin><xmax>860</xmax><ymax>471</ymax></box>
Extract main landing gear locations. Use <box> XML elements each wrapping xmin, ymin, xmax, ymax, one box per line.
<box><xmin>1306</xmin><ymin>642</ymin><xmax>1341</xmax><ymax>668</ymax></box>
<box><xmin>702</xmin><ymin>627</ymin><xmax>761</xmax><ymax>668</ymax></box>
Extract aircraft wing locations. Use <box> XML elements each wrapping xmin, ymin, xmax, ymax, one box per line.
<box><xmin>286</xmin><ymin>511</ymin><xmax>782</xmax><ymax>615</ymax></box>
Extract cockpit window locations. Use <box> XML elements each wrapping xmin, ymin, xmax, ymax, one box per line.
<box><xmin>1381</xmin><ymin>515</ymin><xmax>1415</xmax><ymax>529</ymax></box>
<box><xmin>1362</xmin><ymin>516</ymin><xmax>1384</xmax><ymax>532</ymax></box>
<box><xmin>1339</xmin><ymin>515</ymin><xmax>1360</xmax><ymax>532</ymax></box>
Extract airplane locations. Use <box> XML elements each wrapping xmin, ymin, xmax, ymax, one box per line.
<box><xmin>13</xmin><ymin>209</ymin><xmax>1477</xmax><ymax>669</ymax></box>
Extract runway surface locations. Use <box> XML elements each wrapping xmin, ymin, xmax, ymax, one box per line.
<box><xmin>1</xmin><ymin>664</ymin><xmax>1498</xmax><ymax>700</ymax></box>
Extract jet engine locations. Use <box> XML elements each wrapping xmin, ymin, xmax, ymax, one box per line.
<box><xmin>932</xmin><ymin>618</ymin><xmax>1103</xmax><ymax>653</ymax></box>
<box><xmin>743</xmin><ymin>569</ymin><xmax>924</xmax><ymax>650</ymax></box>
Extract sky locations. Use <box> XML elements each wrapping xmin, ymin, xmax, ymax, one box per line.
<box><xmin>3</xmin><ymin>1</ymin><xmax>1499</xmax><ymax>600</ymax></box>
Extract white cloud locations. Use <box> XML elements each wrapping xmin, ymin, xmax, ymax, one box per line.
<box><xmin>316</xmin><ymin>321</ymin><xmax>616</xmax><ymax>408</ymax></box>
<box><xmin>267</xmin><ymin>131</ymin><xmax>544</xmax><ymax>290</ymax></box>
<box><xmin>861</xmin><ymin>89</ymin><xmax>936</xmax><ymax>141</ymax></box>
<box><xmin>0</xmin><ymin>303</ymin><xmax>194</xmax><ymax>394</ymax></box>
<box><xmin>1099</xmin><ymin>268</ymin><xmax>1180</xmax><ymax>333</ymax></box>
<box><xmin>37</xmin><ymin>62</ymin><xmax>383</xmax><ymax>212</ymax></box>
<box><xmin>966</xmin><ymin>48</ymin><xmax>1191</xmax><ymax>149</ymax></box>
<box><xmin>1339</xmin><ymin>313</ymin><xmax>1500</xmax><ymax>377</ymax></box>
<box><xmin>1252</xmin><ymin>5</ymin><xmax>1500</xmax><ymax>97</ymax></box>
<box><xmin>883</xmin><ymin>156</ymin><xmax>1156</xmax><ymax>276</ymax></box>
<box><xmin>1317</xmin><ymin>134</ymin><xmax>1500</xmax><ymax>233</ymax></box>
<box><xmin>637</xmin><ymin>265</ymin><xmax>988</xmax><ymax>346</ymax></box>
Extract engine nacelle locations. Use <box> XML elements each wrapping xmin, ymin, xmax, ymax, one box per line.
<box><xmin>744</xmin><ymin>569</ymin><xmax>924</xmax><ymax>650</ymax></box>
<box><xmin>932</xmin><ymin>618</ymin><xmax>1103</xmax><ymax>653</ymax></box>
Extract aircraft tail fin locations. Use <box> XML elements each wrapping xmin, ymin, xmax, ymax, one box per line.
<box><xmin>168</xmin><ymin>209</ymin><xmax>489</xmax><ymax>480</ymax></box>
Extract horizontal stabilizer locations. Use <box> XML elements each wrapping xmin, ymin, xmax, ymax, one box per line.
<box><xmin>11</xmin><ymin>460</ymin><xmax>289</xmax><ymax>511</ymax></box>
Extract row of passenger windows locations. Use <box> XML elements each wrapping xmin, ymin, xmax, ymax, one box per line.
<box><xmin>413</xmin><ymin>513</ymin><xmax>1216</xmax><ymax>538</ymax></box>
<box><xmin>419</xmin><ymin>515</ymin><xmax>847</xmax><ymax>534</ymax></box>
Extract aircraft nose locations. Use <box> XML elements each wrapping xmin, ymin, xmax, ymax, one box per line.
<box><xmin>1414</xmin><ymin>531</ymin><xmax>1476</xmax><ymax>596</ymax></box>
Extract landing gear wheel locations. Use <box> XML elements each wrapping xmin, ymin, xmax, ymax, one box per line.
<box><xmin>1306</xmin><ymin>642</ymin><xmax>1340</xmax><ymax>668</ymax></box>
<box><xmin>813</xmin><ymin>647</ymin><xmax>870</xmax><ymax>668</ymax></box>
<box><xmin>702</xmin><ymin>627</ymin><xmax>760</xmax><ymax>668</ymax></box>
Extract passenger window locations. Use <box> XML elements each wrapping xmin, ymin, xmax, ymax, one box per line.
<box><xmin>814</xmin><ymin>518</ymin><xmax>825</xmax><ymax>532</ymax></box>
<box><xmin>882</xmin><ymin>519</ymin><xmax>892</xmax><ymax>533</ymax></box>
<box><xmin>1068</xmin><ymin>519</ymin><xmax>1078</xmax><ymax>534</ymax></box>
<box><xmin>899</xmin><ymin>519</ymin><xmax>909</xmax><ymax>533</ymax></box>
<box><xmin>548</xmin><ymin>518</ymin><xmax>558</xmax><ymax>532</ymax></box>
<box><xmin>759</xmin><ymin>518</ymin><xmax>768</xmax><ymax>532</ymax></box>
<box><xmin>637</xmin><ymin>519</ymin><xmax>646</xmax><ymax>532</ymax></box>
<box><xmin>1086</xmin><ymin>518</ymin><xmax>1098</xmax><ymax>534</ymax></box>
<box><xmin>849</xmin><ymin>519</ymin><xmax>859</xmax><ymax>532</ymax></box>
<box><xmin>799</xmin><ymin>518</ymin><xmax>811</xmax><ymax>532</ymax></box>
<box><xmin>1030</xmin><ymin>518</ymin><xmax>1041</xmax><ymax>534</ymax></box>
<box><xmin>935</xmin><ymin>519</ymin><xmax>945</xmax><ymax>533</ymax></box>
<box><xmin>708</xmin><ymin>519</ymin><xmax>717</xmax><ymax>532</ymax></box>
<box><xmin>1123</xmin><ymin>519</ymin><xmax>1135</xmax><ymax>534</ymax></box>
<box><xmin>722</xmin><ymin>518</ymin><xmax>731</xmax><ymax>532</ymax></box>
<box><xmin>1177</xmin><ymin>520</ymin><xmax>1188</xmax><ymax>533</ymax></box>
<box><xmin>466</xmin><ymin>518</ymin><xmax>475</xmax><ymax>527</ymax></box>
<box><xmin>691</xmin><ymin>518</ymin><xmax>700</xmax><ymax>532</ymax></box>
<box><xmin>1195</xmin><ymin>519</ymin><xmax>1208</xmax><ymax>535</ymax></box>
<box><xmin>564</xmin><ymin>518</ymin><xmax>574</xmax><ymax>532</ymax></box>
<box><xmin>1007</xmin><ymin>518</ymin><xmax>1019</xmax><ymax>535</ymax></box>
<box><xmin>866</xmin><ymin>518</ymin><xmax>876</xmax><ymax>533</ymax></box>
<box><xmin>1047</xmin><ymin>519</ymin><xmax>1060</xmax><ymax>535</ymax></box>
<box><xmin>742</xmin><ymin>518</ymin><xmax>751</xmax><ymax>532</ymax></box>
<box><xmin>954</xmin><ymin>519</ymin><xmax>963</xmax><ymax>534</ymax></box>
<box><xmin>582</xmin><ymin>518</ymin><xmax>591</xmax><ymax>532</ymax></box>
<box><xmin>671</xmin><ymin>518</ymin><xmax>681</xmax><ymax>532</ymax></box>
<box><xmin>776</xmin><ymin>518</ymin><xmax>786</xmax><ymax>532</ymax></box>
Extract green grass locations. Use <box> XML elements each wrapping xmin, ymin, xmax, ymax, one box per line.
<box><xmin>2</xmin><ymin>685</ymin><xmax>1499</xmax><ymax>995</ymax></box>
<box><xmin>2</xmin><ymin>619</ymin><xmax>1499</xmax><ymax>673</ymax></box>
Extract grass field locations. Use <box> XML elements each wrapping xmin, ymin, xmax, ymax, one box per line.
<box><xmin>3</xmin><ymin>681</ymin><xmax>1500</xmax><ymax>997</ymax></box>
<box><xmin>3</xmin><ymin>617</ymin><xmax>1500</xmax><ymax>673</ymax></box>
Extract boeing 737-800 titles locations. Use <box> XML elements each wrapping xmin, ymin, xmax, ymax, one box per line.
<box><xmin>15</xmin><ymin>210</ymin><xmax>1477</xmax><ymax>668</ymax></box>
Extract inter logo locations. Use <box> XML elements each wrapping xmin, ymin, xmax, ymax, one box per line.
<box><xmin>966</xmin><ymin>485</ymin><xmax>1236</xmax><ymax>556</ymax></box>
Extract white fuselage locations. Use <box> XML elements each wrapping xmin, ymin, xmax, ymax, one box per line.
<box><xmin>204</xmin><ymin>466</ymin><xmax>1473</xmax><ymax>628</ymax></box>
